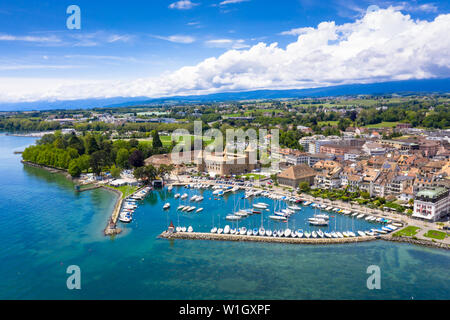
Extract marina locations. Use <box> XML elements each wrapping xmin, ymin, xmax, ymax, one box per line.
<box><xmin>114</xmin><ymin>184</ymin><xmax>407</xmax><ymax>243</ymax></box>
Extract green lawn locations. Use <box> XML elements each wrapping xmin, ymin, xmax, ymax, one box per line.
<box><xmin>364</xmin><ymin>122</ymin><xmax>399</xmax><ymax>128</ymax></box>
<box><xmin>423</xmin><ymin>230</ymin><xmax>447</xmax><ymax>240</ymax></box>
<box><xmin>393</xmin><ymin>226</ymin><xmax>421</xmax><ymax>237</ymax></box>
<box><xmin>241</xmin><ymin>173</ymin><xmax>266</xmax><ymax>180</ymax></box>
<box><xmin>318</xmin><ymin>121</ymin><xmax>339</xmax><ymax>126</ymax></box>
<box><xmin>108</xmin><ymin>185</ymin><xmax>139</xmax><ymax>199</ymax></box>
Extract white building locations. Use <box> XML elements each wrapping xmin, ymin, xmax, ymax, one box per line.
<box><xmin>413</xmin><ymin>187</ymin><xmax>450</xmax><ymax>221</ymax></box>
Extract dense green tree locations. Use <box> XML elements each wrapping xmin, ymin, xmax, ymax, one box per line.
<box><xmin>128</xmin><ymin>149</ymin><xmax>144</xmax><ymax>168</ymax></box>
<box><xmin>68</xmin><ymin>159</ymin><xmax>82</xmax><ymax>177</ymax></box>
<box><xmin>116</xmin><ymin>148</ymin><xmax>130</xmax><ymax>168</ymax></box>
<box><xmin>151</xmin><ymin>130</ymin><xmax>163</xmax><ymax>149</ymax></box>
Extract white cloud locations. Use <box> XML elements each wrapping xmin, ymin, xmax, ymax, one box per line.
<box><xmin>169</xmin><ymin>1</ymin><xmax>199</xmax><ymax>10</ymax></box>
<box><xmin>1</xmin><ymin>7</ymin><xmax>449</xmax><ymax>103</ymax></box>
<box><xmin>279</xmin><ymin>27</ymin><xmax>315</xmax><ymax>36</ymax></box>
<box><xmin>219</xmin><ymin>0</ymin><xmax>249</xmax><ymax>5</ymax></box>
<box><xmin>205</xmin><ymin>39</ymin><xmax>249</xmax><ymax>49</ymax></box>
<box><xmin>153</xmin><ymin>35</ymin><xmax>196</xmax><ymax>43</ymax></box>
<box><xmin>0</xmin><ymin>34</ymin><xmax>61</xmax><ymax>43</ymax></box>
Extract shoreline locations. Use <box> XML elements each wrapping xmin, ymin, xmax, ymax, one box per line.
<box><xmin>18</xmin><ymin>162</ymin><xmax>449</xmax><ymax>249</ymax></box>
<box><xmin>21</xmin><ymin>160</ymin><xmax>124</xmax><ymax>236</ymax></box>
<box><xmin>385</xmin><ymin>235</ymin><xmax>450</xmax><ymax>250</ymax></box>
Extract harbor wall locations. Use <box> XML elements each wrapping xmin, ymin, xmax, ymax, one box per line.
<box><xmin>159</xmin><ymin>231</ymin><xmax>378</xmax><ymax>245</ymax></box>
<box><xmin>386</xmin><ymin>235</ymin><xmax>450</xmax><ymax>250</ymax></box>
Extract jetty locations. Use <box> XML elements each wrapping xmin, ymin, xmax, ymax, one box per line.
<box><xmin>103</xmin><ymin>185</ymin><xmax>150</xmax><ymax>236</ymax></box>
<box><xmin>159</xmin><ymin>231</ymin><xmax>378</xmax><ymax>245</ymax></box>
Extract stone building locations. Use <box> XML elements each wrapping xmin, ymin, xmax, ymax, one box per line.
<box><xmin>277</xmin><ymin>164</ymin><xmax>317</xmax><ymax>188</ymax></box>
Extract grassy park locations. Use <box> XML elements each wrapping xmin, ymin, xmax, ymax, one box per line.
<box><xmin>393</xmin><ymin>226</ymin><xmax>421</xmax><ymax>237</ymax></box>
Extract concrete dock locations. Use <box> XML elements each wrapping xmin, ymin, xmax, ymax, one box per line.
<box><xmin>159</xmin><ymin>231</ymin><xmax>378</xmax><ymax>245</ymax></box>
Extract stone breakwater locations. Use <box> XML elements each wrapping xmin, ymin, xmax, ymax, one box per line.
<box><xmin>159</xmin><ymin>231</ymin><xmax>378</xmax><ymax>245</ymax></box>
<box><xmin>103</xmin><ymin>186</ymin><xmax>123</xmax><ymax>236</ymax></box>
<box><xmin>387</xmin><ymin>235</ymin><xmax>450</xmax><ymax>250</ymax></box>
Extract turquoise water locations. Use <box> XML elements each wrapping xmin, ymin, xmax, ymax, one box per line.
<box><xmin>0</xmin><ymin>134</ymin><xmax>449</xmax><ymax>300</ymax></box>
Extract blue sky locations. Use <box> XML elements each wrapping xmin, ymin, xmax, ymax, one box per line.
<box><xmin>0</xmin><ymin>0</ymin><xmax>449</xmax><ymax>102</ymax></box>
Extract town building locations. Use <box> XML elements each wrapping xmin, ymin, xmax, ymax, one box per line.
<box><xmin>413</xmin><ymin>187</ymin><xmax>450</xmax><ymax>221</ymax></box>
<box><xmin>277</xmin><ymin>164</ymin><xmax>317</xmax><ymax>188</ymax></box>
<box><xmin>197</xmin><ymin>146</ymin><xmax>258</xmax><ymax>176</ymax></box>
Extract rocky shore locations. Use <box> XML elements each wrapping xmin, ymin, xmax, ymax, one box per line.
<box><xmin>386</xmin><ymin>235</ymin><xmax>450</xmax><ymax>250</ymax></box>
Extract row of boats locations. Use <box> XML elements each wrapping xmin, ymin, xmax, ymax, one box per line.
<box><xmin>208</xmin><ymin>224</ymin><xmax>399</xmax><ymax>238</ymax></box>
<box><xmin>118</xmin><ymin>187</ymin><xmax>151</xmax><ymax>223</ymax></box>
<box><xmin>305</xmin><ymin>202</ymin><xmax>396</xmax><ymax>225</ymax></box>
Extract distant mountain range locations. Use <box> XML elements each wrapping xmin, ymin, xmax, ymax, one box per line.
<box><xmin>1</xmin><ymin>78</ymin><xmax>449</xmax><ymax>112</ymax></box>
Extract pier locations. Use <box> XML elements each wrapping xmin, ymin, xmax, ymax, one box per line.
<box><xmin>159</xmin><ymin>231</ymin><xmax>378</xmax><ymax>245</ymax></box>
<box><xmin>103</xmin><ymin>185</ymin><xmax>149</xmax><ymax>236</ymax></box>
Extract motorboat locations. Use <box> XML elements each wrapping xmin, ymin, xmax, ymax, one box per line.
<box><xmin>163</xmin><ymin>203</ymin><xmax>170</xmax><ymax>210</ymax></box>
<box><xmin>309</xmin><ymin>218</ymin><xmax>329</xmax><ymax>226</ymax></box>
<box><xmin>253</xmin><ymin>203</ymin><xmax>269</xmax><ymax>209</ymax></box>
<box><xmin>196</xmin><ymin>208</ymin><xmax>203</xmax><ymax>213</ymax></box>
<box><xmin>357</xmin><ymin>231</ymin><xmax>366</xmax><ymax>237</ymax></box>
<box><xmin>119</xmin><ymin>213</ymin><xmax>132</xmax><ymax>223</ymax></box>
<box><xmin>269</xmin><ymin>215</ymin><xmax>287</xmax><ymax>221</ymax></box>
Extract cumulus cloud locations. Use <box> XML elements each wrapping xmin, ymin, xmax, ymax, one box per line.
<box><xmin>169</xmin><ymin>1</ymin><xmax>199</xmax><ymax>10</ymax></box>
<box><xmin>1</xmin><ymin>7</ymin><xmax>450</xmax><ymax>102</ymax></box>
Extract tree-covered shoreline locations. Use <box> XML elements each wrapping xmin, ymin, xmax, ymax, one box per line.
<box><xmin>22</xmin><ymin>130</ymin><xmax>171</xmax><ymax>178</ymax></box>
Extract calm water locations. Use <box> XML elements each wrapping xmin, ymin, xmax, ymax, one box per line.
<box><xmin>0</xmin><ymin>134</ymin><xmax>449</xmax><ymax>300</ymax></box>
